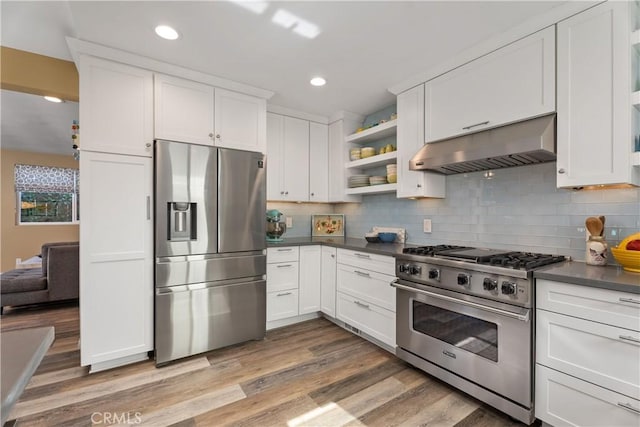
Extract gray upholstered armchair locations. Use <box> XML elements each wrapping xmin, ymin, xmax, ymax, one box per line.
<box><xmin>0</xmin><ymin>242</ymin><xmax>79</xmax><ymax>314</ymax></box>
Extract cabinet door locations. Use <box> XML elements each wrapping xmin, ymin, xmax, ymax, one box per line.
<box><xmin>320</xmin><ymin>246</ymin><xmax>337</xmax><ymax>317</ymax></box>
<box><xmin>336</xmin><ymin>264</ymin><xmax>396</xmax><ymax>312</ymax></box>
<box><xmin>309</xmin><ymin>122</ymin><xmax>329</xmax><ymax>202</ymax></box>
<box><xmin>266</xmin><ymin>262</ymin><xmax>299</xmax><ymax>292</ymax></box>
<box><xmin>425</xmin><ymin>27</ymin><xmax>555</xmax><ymax>142</ymax></box>
<box><xmin>282</xmin><ymin>116</ymin><xmax>310</xmax><ymax>201</ymax></box>
<box><xmin>328</xmin><ymin>119</ymin><xmax>361</xmax><ymax>203</ymax></box>
<box><xmin>536</xmin><ymin>364</ymin><xmax>640</xmax><ymax>427</ymax></box>
<box><xmin>266</xmin><ymin>113</ymin><xmax>285</xmax><ymax>200</ymax></box>
<box><xmin>397</xmin><ymin>85</ymin><xmax>445</xmax><ymax>199</ymax></box>
<box><xmin>79</xmin><ymin>56</ymin><xmax>153</xmax><ymax>157</ymax></box>
<box><xmin>299</xmin><ymin>246</ymin><xmax>321</xmax><ymax>315</ymax></box>
<box><xmin>154</xmin><ymin>74</ymin><xmax>214</xmax><ymax>146</ymax></box>
<box><xmin>556</xmin><ymin>1</ymin><xmax>634</xmax><ymax>187</ymax></box>
<box><xmin>214</xmin><ymin>88</ymin><xmax>266</xmax><ymax>153</ymax></box>
<box><xmin>267</xmin><ymin>290</ymin><xmax>299</xmax><ymax>321</ymax></box>
<box><xmin>79</xmin><ymin>152</ymin><xmax>153</xmax><ymax>368</ymax></box>
<box><xmin>336</xmin><ymin>292</ymin><xmax>395</xmax><ymax>347</ymax></box>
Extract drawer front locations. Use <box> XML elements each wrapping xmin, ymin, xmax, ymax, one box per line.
<box><xmin>537</xmin><ymin>279</ymin><xmax>640</xmax><ymax>331</ymax></box>
<box><xmin>267</xmin><ymin>246</ymin><xmax>299</xmax><ymax>263</ymax></box>
<box><xmin>536</xmin><ymin>364</ymin><xmax>640</xmax><ymax>427</ymax></box>
<box><xmin>266</xmin><ymin>262</ymin><xmax>299</xmax><ymax>292</ymax></box>
<box><xmin>336</xmin><ymin>249</ymin><xmax>395</xmax><ymax>276</ymax></box>
<box><xmin>267</xmin><ymin>289</ymin><xmax>299</xmax><ymax>321</ymax></box>
<box><xmin>336</xmin><ymin>264</ymin><xmax>396</xmax><ymax>311</ymax></box>
<box><xmin>536</xmin><ymin>309</ymin><xmax>640</xmax><ymax>399</ymax></box>
<box><xmin>336</xmin><ymin>291</ymin><xmax>395</xmax><ymax>347</ymax></box>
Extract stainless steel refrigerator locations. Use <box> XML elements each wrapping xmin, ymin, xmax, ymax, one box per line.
<box><xmin>154</xmin><ymin>139</ymin><xmax>266</xmax><ymax>365</ymax></box>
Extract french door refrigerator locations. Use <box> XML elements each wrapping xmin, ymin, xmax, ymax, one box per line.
<box><xmin>154</xmin><ymin>139</ymin><xmax>266</xmax><ymax>365</ymax></box>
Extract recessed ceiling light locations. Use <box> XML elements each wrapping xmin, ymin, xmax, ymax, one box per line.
<box><xmin>310</xmin><ymin>77</ymin><xmax>326</xmax><ymax>87</ymax></box>
<box><xmin>44</xmin><ymin>96</ymin><xmax>63</xmax><ymax>103</ymax></box>
<box><xmin>155</xmin><ymin>25</ymin><xmax>179</xmax><ymax>40</ymax></box>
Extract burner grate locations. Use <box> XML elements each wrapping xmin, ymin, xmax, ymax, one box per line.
<box><xmin>485</xmin><ymin>252</ymin><xmax>565</xmax><ymax>270</ymax></box>
<box><xmin>402</xmin><ymin>245</ymin><xmax>470</xmax><ymax>256</ymax></box>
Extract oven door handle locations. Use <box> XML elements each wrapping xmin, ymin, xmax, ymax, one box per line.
<box><xmin>391</xmin><ymin>281</ymin><xmax>530</xmax><ymax>322</ymax></box>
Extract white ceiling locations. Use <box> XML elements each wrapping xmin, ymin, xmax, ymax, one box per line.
<box><xmin>1</xmin><ymin>0</ymin><xmax>568</xmax><ymax>154</ymax></box>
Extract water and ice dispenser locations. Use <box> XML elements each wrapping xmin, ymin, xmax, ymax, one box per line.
<box><xmin>168</xmin><ymin>202</ymin><xmax>197</xmax><ymax>241</ymax></box>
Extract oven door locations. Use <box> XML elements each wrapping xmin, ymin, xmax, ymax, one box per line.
<box><xmin>393</xmin><ymin>280</ymin><xmax>532</xmax><ymax>407</ymax></box>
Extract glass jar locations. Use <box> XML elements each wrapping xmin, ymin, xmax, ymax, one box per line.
<box><xmin>586</xmin><ymin>235</ymin><xmax>608</xmax><ymax>266</ymax></box>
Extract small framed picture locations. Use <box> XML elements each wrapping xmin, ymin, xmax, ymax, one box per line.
<box><xmin>311</xmin><ymin>214</ymin><xmax>345</xmax><ymax>237</ymax></box>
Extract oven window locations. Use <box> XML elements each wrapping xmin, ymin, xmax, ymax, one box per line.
<box><xmin>412</xmin><ymin>301</ymin><xmax>498</xmax><ymax>362</ymax></box>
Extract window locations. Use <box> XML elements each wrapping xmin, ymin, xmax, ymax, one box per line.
<box><xmin>15</xmin><ymin>164</ymin><xmax>79</xmax><ymax>224</ymax></box>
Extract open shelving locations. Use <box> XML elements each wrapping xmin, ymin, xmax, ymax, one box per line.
<box><xmin>346</xmin><ymin>151</ymin><xmax>397</xmax><ymax>169</ymax></box>
<box><xmin>345</xmin><ymin>119</ymin><xmax>397</xmax><ymax>144</ymax></box>
<box><xmin>345</xmin><ymin>183</ymin><xmax>397</xmax><ymax>195</ymax></box>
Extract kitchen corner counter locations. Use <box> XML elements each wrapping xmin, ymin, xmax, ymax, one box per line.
<box><xmin>266</xmin><ymin>237</ymin><xmax>410</xmax><ymax>257</ymax></box>
<box><xmin>1</xmin><ymin>326</ymin><xmax>55</xmax><ymax>424</ymax></box>
<box><xmin>534</xmin><ymin>261</ymin><xmax>640</xmax><ymax>294</ymax></box>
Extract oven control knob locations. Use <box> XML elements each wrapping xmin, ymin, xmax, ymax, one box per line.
<box><xmin>428</xmin><ymin>268</ymin><xmax>440</xmax><ymax>281</ymax></box>
<box><xmin>483</xmin><ymin>278</ymin><xmax>498</xmax><ymax>291</ymax></box>
<box><xmin>398</xmin><ymin>264</ymin><xmax>409</xmax><ymax>273</ymax></box>
<box><xmin>457</xmin><ymin>273</ymin><xmax>471</xmax><ymax>286</ymax></box>
<box><xmin>409</xmin><ymin>265</ymin><xmax>422</xmax><ymax>275</ymax></box>
<box><xmin>501</xmin><ymin>281</ymin><xmax>517</xmax><ymax>295</ymax></box>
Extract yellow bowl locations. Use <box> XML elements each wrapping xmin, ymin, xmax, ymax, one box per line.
<box><xmin>387</xmin><ymin>173</ymin><xmax>397</xmax><ymax>183</ymax></box>
<box><xmin>611</xmin><ymin>233</ymin><xmax>640</xmax><ymax>272</ymax></box>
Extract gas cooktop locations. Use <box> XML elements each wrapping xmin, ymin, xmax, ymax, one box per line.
<box><xmin>401</xmin><ymin>245</ymin><xmax>566</xmax><ymax>271</ymax></box>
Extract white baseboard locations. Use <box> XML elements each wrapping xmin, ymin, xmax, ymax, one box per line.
<box><xmin>89</xmin><ymin>352</ymin><xmax>149</xmax><ymax>373</ymax></box>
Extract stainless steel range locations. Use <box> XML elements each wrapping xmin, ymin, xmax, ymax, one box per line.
<box><xmin>392</xmin><ymin>245</ymin><xmax>566</xmax><ymax>425</ymax></box>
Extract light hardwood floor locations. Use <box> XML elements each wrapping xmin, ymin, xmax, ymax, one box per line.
<box><xmin>1</xmin><ymin>302</ymin><xmax>529</xmax><ymax>426</ymax></box>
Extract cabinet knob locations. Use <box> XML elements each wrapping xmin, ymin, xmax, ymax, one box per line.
<box><xmin>280</xmin><ymin>191</ymin><xmax>285</xmax><ymax>195</ymax></box>
<box><xmin>558</xmin><ymin>168</ymin><xmax>566</xmax><ymax>174</ymax></box>
<box><xmin>145</xmin><ymin>143</ymin><xmax>151</xmax><ymax>148</ymax></box>
<box><xmin>310</xmin><ymin>192</ymin><xmax>315</xmax><ymax>196</ymax></box>
<box><xmin>285</xmin><ymin>191</ymin><xmax>289</xmax><ymax>195</ymax></box>
<box><xmin>209</xmin><ymin>133</ymin><xmax>214</xmax><ymax>138</ymax></box>
<box><xmin>416</xmin><ymin>184</ymin><xmax>422</xmax><ymax>188</ymax></box>
<box><xmin>216</xmin><ymin>134</ymin><xmax>221</xmax><ymax>139</ymax></box>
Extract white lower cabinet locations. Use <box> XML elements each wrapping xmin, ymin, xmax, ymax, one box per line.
<box><xmin>535</xmin><ymin>280</ymin><xmax>640</xmax><ymax>426</ymax></box>
<box><xmin>336</xmin><ymin>249</ymin><xmax>396</xmax><ymax>348</ymax></box>
<box><xmin>320</xmin><ymin>246</ymin><xmax>337</xmax><ymax>317</ymax></box>
<box><xmin>299</xmin><ymin>246</ymin><xmax>321</xmax><ymax>315</ymax></box>
<box><xmin>266</xmin><ymin>247</ymin><xmax>299</xmax><ymax>322</ymax></box>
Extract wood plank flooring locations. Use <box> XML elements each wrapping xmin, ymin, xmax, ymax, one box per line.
<box><xmin>1</xmin><ymin>302</ymin><xmax>529</xmax><ymax>426</ymax></box>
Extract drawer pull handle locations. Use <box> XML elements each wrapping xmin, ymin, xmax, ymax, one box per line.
<box><xmin>354</xmin><ymin>253</ymin><xmax>371</xmax><ymax>259</ymax></box>
<box><xmin>619</xmin><ymin>297</ymin><xmax>640</xmax><ymax>305</ymax></box>
<box><xmin>619</xmin><ymin>335</ymin><xmax>640</xmax><ymax>344</ymax></box>
<box><xmin>277</xmin><ymin>292</ymin><xmax>292</xmax><ymax>297</ymax></box>
<box><xmin>354</xmin><ymin>270</ymin><xmax>370</xmax><ymax>278</ymax></box>
<box><xmin>276</xmin><ymin>264</ymin><xmax>293</xmax><ymax>268</ymax></box>
<box><xmin>354</xmin><ymin>301</ymin><xmax>370</xmax><ymax>309</ymax></box>
<box><xmin>277</xmin><ymin>248</ymin><xmax>292</xmax><ymax>252</ymax></box>
<box><xmin>617</xmin><ymin>402</ymin><xmax>640</xmax><ymax>414</ymax></box>
<box><xmin>462</xmin><ymin>120</ymin><xmax>490</xmax><ymax>130</ymax></box>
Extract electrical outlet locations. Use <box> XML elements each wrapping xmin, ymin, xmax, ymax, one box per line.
<box><xmin>423</xmin><ymin>219</ymin><xmax>432</xmax><ymax>233</ymax></box>
<box><xmin>286</xmin><ymin>216</ymin><xmax>293</xmax><ymax>228</ymax></box>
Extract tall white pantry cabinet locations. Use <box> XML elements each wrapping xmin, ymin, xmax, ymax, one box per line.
<box><xmin>78</xmin><ymin>55</ymin><xmax>154</xmax><ymax>371</ymax></box>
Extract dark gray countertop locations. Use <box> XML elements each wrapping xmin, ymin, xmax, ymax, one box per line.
<box><xmin>269</xmin><ymin>237</ymin><xmax>640</xmax><ymax>294</ymax></box>
<box><xmin>534</xmin><ymin>261</ymin><xmax>640</xmax><ymax>294</ymax></box>
<box><xmin>1</xmin><ymin>326</ymin><xmax>55</xmax><ymax>424</ymax></box>
<box><xmin>267</xmin><ymin>236</ymin><xmax>410</xmax><ymax>257</ymax></box>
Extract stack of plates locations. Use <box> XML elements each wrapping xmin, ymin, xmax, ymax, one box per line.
<box><xmin>386</xmin><ymin>164</ymin><xmax>397</xmax><ymax>183</ymax></box>
<box><xmin>348</xmin><ymin>175</ymin><xmax>370</xmax><ymax>188</ymax></box>
<box><xmin>369</xmin><ymin>176</ymin><xmax>387</xmax><ymax>185</ymax></box>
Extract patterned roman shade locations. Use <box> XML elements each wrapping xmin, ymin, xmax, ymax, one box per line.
<box><xmin>14</xmin><ymin>164</ymin><xmax>78</xmax><ymax>193</ymax></box>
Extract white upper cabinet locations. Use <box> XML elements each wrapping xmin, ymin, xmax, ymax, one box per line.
<box><xmin>425</xmin><ymin>27</ymin><xmax>555</xmax><ymax>142</ymax></box>
<box><xmin>396</xmin><ymin>84</ymin><xmax>446</xmax><ymax>198</ymax></box>
<box><xmin>154</xmin><ymin>74</ymin><xmax>214</xmax><ymax>146</ymax></box>
<box><xmin>556</xmin><ymin>1</ymin><xmax>640</xmax><ymax>187</ymax></box>
<box><xmin>79</xmin><ymin>56</ymin><xmax>154</xmax><ymax>157</ymax></box>
<box><xmin>309</xmin><ymin>122</ymin><xmax>329</xmax><ymax>202</ymax></box>
<box><xmin>214</xmin><ymin>88</ymin><xmax>266</xmax><ymax>153</ymax></box>
<box><xmin>155</xmin><ymin>74</ymin><xmax>267</xmax><ymax>152</ymax></box>
<box><xmin>266</xmin><ymin>113</ymin><xmax>310</xmax><ymax>201</ymax></box>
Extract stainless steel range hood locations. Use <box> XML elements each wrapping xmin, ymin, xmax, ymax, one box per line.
<box><xmin>410</xmin><ymin>114</ymin><xmax>556</xmax><ymax>175</ymax></box>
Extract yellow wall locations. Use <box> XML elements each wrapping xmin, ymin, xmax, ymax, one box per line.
<box><xmin>0</xmin><ymin>46</ymin><xmax>79</xmax><ymax>101</ymax></box>
<box><xmin>1</xmin><ymin>149</ymin><xmax>79</xmax><ymax>272</ymax></box>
